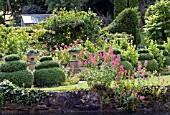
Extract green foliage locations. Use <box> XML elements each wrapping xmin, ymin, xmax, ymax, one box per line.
<box><xmin>0</xmin><ymin>70</ymin><xmax>34</xmax><ymax>88</ymax></box>
<box><xmin>120</xmin><ymin>55</ymin><xmax>127</xmax><ymax>61</ymax></box>
<box><xmin>4</xmin><ymin>54</ymin><xmax>20</xmax><ymax>62</ymax></box>
<box><xmin>0</xmin><ymin>79</ymin><xmax>48</xmax><ymax>105</ymax></box>
<box><xmin>45</xmin><ymin>0</ymin><xmax>88</xmax><ymax>13</ymax></box>
<box><xmin>34</xmin><ymin>67</ymin><xmax>65</xmax><ymax>87</ymax></box>
<box><xmin>113</xmin><ymin>49</ymin><xmax>121</xmax><ymax>55</ymax></box>
<box><xmin>35</xmin><ymin>61</ymin><xmax>59</xmax><ymax>70</ymax></box>
<box><xmin>138</xmin><ymin>53</ymin><xmax>154</xmax><ymax>60</ymax></box>
<box><xmin>163</xmin><ymin>50</ymin><xmax>169</xmax><ymax>56</ymax></box>
<box><xmin>157</xmin><ymin>45</ymin><xmax>165</xmax><ymax>50</ymax></box>
<box><xmin>165</xmin><ymin>56</ymin><xmax>170</xmax><ymax>65</ymax></box>
<box><xmin>22</xmin><ymin>4</ymin><xmax>45</xmax><ymax>14</ymax></box>
<box><xmin>148</xmin><ymin>40</ymin><xmax>165</xmax><ymax>69</ymax></box>
<box><xmin>129</xmin><ymin>0</ymin><xmax>139</xmax><ymax>8</ymax></box>
<box><xmin>164</xmin><ymin>37</ymin><xmax>170</xmax><ymax>54</ymax></box>
<box><xmin>114</xmin><ymin>0</ymin><xmax>127</xmax><ymax>17</ymax></box>
<box><xmin>0</xmin><ymin>60</ymin><xmax>27</xmax><ymax>72</ymax></box>
<box><xmin>40</xmin><ymin>56</ymin><xmax>52</xmax><ymax>62</ymax></box>
<box><xmin>120</xmin><ymin>61</ymin><xmax>133</xmax><ymax>71</ymax></box>
<box><xmin>144</xmin><ymin>0</ymin><xmax>170</xmax><ymax>42</ymax></box>
<box><xmin>138</xmin><ymin>49</ymin><xmax>149</xmax><ymax>54</ymax></box>
<box><xmin>41</xmin><ymin>9</ymin><xmax>102</xmax><ymax>45</ymax></box>
<box><xmin>107</xmin><ymin>7</ymin><xmax>140</xmax><ymax>45</ymax></box>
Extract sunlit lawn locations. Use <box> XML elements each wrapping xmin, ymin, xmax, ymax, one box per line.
<box><xmin>38</xmin><ymin>75</ymin><xmax>170</xmax><ymax>91</ymax></box>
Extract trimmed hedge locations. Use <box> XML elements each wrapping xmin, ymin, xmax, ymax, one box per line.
<box><xmin>35</xmin><ymin>61</ymin><xmax>59</xmax><ymax>70</ymax></box>
<box><xmin>138</xmin><ymin>53</ymin><xmax>154</xmax><ymax>60</ymax></box>
<box><xmin>138</xmin><ymin>49</ymin><xmax>149</xmax><ymax>54</ymax></box>
<box><xmin>0</xmin><ymin>70</ymin><xmax>34</xmax><ymax>88</ymax></box>
<box><xmin>141</xmin><ymin>59</ymin><xmax>159</xmax><ymax>72</ymax></box>
<box><xmin>34</xmin><ymin>67</ymin><xmax>65</xmax><ymax>87</ymax></box>
<box><xmin>5</xmin><ymin>54</ymin><xmax>20</xmax><ymax>62</ymax></box>
<box><xmin>107</xmin><ymin>7</ymin><xmax>140</xmax><ymax>45</ymax></box>
<box><xmin>129</xmin><ymin>0</ymin><xmax>139</xmax><ymax>8</ymax></box>
<box><xmin>120</xmin><ymin>61</ymin><xmax>133</xmax><ymax>71</ymax></box>
<box><xmin>0</xmin><ymin>61</ymin><xmax>27</xmax><ymax>72</ymax></box>
<box><xmin>40</xmin><ymin>56</ymin><xmax>52</xmax><ymax>62</ymax></box>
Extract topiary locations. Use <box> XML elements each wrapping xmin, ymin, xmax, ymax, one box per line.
<box><xmin>35</xmin><ymin>61</ymin><xmax>59</xmax><ymax>70</ymax></box>
<box><xmin>0</xmin><ymin>70</ymin><xmax>34</xmax><ymax>87</ymax></box>
<box><xmin>107</xmin><ymin>7</ymin><xmax>140</xmax><ymax>45</ymax></box>
<box><xmin>0</xmin><ymin>61</ymin><xmax>27</xmax><ymax>72</ymax></box>
<box><xmin>39</xmin><ymin>56</ymin><xmax>52</xmax><ymax>62</ymax></box>
<box><xmin>146</xmin><ymin>59</ymin><xmax>159</xmax><ymax>72</ymax></box>
<box><xmin>138</xmin><ymin>53</ymin><xmax>154</xmax><ymax>60</ymax></box>
<box><xmin>4</xmin><ymin>54</ymin><xmax>20</xmax><ymax>62</ymax></box>
<box><xmin>120</xmin><ymin>61</ymin><xmax>133</xmax><ymax>71</ymax></box>
<box><xmin>34</xmin><ymin>67</ymin><xmax>65</xmax><ymax>87</ymax></box>
<box><xmin>138</xmin><ymin>49</ymin><xmax>149</xmax><ymax>54</ymax></box>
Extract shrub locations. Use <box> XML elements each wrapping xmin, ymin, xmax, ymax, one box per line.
<box><xmin>129</xmin><ymin>0</ymin><xmax>139</xmax><ymax>8</ymax></box>
<box><xmin>4</xmin><ymin>54</ymin><xmax>20</xmax><ymax>62</ymax></box>
<box><xmin>40</xmin><ymin>56</ymin><xmax>52</xmax><ymax>62</ymax></box>
<box><xmin>141</xmin><ymin>59</ymin><xmax>159</xmax><ymax>72</ymax></box>
<box><xmin>107</xmin><ymin>7</ymin><xmax>140</xmax><ymax>45</ymax></box>
<box><xmin>0</xmin><ymin>53</ymin><xmax>3</xmax><ymax>58</ymax></box>
<box><xmin>165</xmin><ymin>56</ymin><xmax>170</xmax><ymax>66</ymax></box>
<box><xmin>120</xmin><ymin>61</ymin><xmax>133</xmax><ymax>71</ymax></box>
<box><xmin>0</xmin><ymin>79</ymin><xmax>47</xmax><ymax>105</ymax></box>
<box><xmin>35</xmin><ymin>61</ymin><xmax>59</xmax><ymax>70</ymax></box>
<box><xmin>138</xmin><ymin>53</ymin><xmax>154</xmax><ymax>60</ymax></box>
<box><xmin>34</xmin><ymin>67</ymin><xmax>65</xmax><ymax>87</ymax></box>
<box><xmin>0</xmin><ymin>70</ymin><xmax>34</xmax><ymax>87</ymax></box>
<box><xmin>138</xmin><ymin>49</ymin><xmax>149</xmax><ymax>54</ymax></box>
<box><xmin>144</xmin><ymin>0</ymin><xmax>170</xmax><ymax>42</ymax></box>
<box><xmin>0</xmin><ymin>61</ymin><xmax>27</xmax><ymax>72</ymax></box>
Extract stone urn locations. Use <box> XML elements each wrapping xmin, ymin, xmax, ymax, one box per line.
<box><xmin>69</xmin><ymin>48</ymin><xmax>81</xmax><ymax>74</ymax></box>
<box><xmin>27</xmin><ymin>50</ymin><xmax>39</xmax><ymax>71</ymax></box>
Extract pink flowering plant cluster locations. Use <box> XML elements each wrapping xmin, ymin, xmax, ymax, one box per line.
<box><xmin>76</xmin><ymin>46</ymin><xmax>167</xmax><ymax>111</ymax></box>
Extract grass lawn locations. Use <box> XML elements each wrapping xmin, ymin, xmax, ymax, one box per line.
<box><xmin>38</xmin><ymin>75</ymin><xmax>170</xmax><ymax>92</ymax></box>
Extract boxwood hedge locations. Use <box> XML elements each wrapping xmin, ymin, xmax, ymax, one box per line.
<box><xmin>138</xmin><ymin>53</ymin><xmax>154</xmax><ymax>60</ymax></box>
<box><xmin>0</xmin><ymin>61</ymin><xmax>27</xmax><ymax>72</ymax></box>
<box><xmin>35</xmin><ymin>61</ymin><xmax>59</xmax><ymax>70</ymax></box>
<box><xmin>0</xmin><ymin>70</ymin><xmax>34</xmax><ymax>87</ymax></box>
<box><xmin>40</xmin><ymin>56</ymin><xmax>52</xmax><ymax>62</ymax></box>
<box><xmin>34</xmin><ymin>67</ymin><xmax>65</xmax><ymax>87</ymax></box>
<box><xmin>4</xmin><ymin>54</ymin><xmax>20</xmax><ymax>62</ymax></box>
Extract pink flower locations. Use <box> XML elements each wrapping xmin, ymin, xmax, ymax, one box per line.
<box><xmin>102</xmin><ymin>62</ymin><xmax>107</xmax><ymax>65</ymax></box>
<box><xmin>1</xmin><ymin>57</ymin><xmax>4</xmax><ymax>61</ymax></box>
<box><xmin>128</xmin><ymin>90</ymin><xmax>132</xmax><ymax>94</ymax></box>
<box><xmin>144</xmin><ymin>60</ymin><xmax>148</xmax><ymax>67</ymax></box>
<box><xmin>22</xmin><ymin>83</ymin><xmax>25</xmax><ymax>87</ymax></box>
<box><xmin>44</xmin><ymin>46</ymin><xmax>48</xmax><ymax>48</ymax></box>
<box><xmin>51</xmin><ymin>50</ymin><xmax>55</xmax><ymax>53</ymax></box>
<box><xmin>84</xmin><ymin>60</ymin><xmax>88</xmax><ymax>67</ymax></box>
<box><xmin>134</xmin><ymin>92</ymin><xmax>138</xmax><ymax>96</ymax></box>
<box><xmin>54</xmin><ymin>45</ymin><xmax>58</xmax><ymax>48</ymax></box>
<box><xmin>85</xmin><ymin>47</ymin><xmax>88</xmax><ymax>50</ymax></box>
<box><xmin>61</xmin><ymin>43</ymin><xmax>65</xmax><ymax>46</ymax></box>
<box><xmin>133</xmin><ymin>68</ymin><xmax>136</xmax><ymax>73</ymax></box>
<box><xmin>126</xmin><ymin>76</ymin><xmax>131</xmax><ymax>79</ymax></box>
<box><xmin>112</xmin><ymin>87</ymin><xmax>116</xmax><ymax>91</ymax></box>
<box><xmin>146</xmin><ymin>77</ymin><xmax>149</xmax><ymax>81</ymax></box>
<box><xmin>123</xmin><ymin>92</ymin><xmax>126</xmax><ymax>97</ymax></box>
<box><xmin>88</xmin><ymin>72</ymin><xmax>91</xmax><ymax>76</ymax></box>
<box><xmin>74</xmin><ymin>87</ymin><xmax>78</xmax><ymax>92</ymax></box>
<box><xmin>71</xmin><ymin>65</ymin><xmax>74</xmax><ymax>69</ymax></box>
<box><xmin>69</xmin><ymin>43</ymin><xmax>73</xmax><ymax>47</ymax></box>
<box><xmin>78</xmin><ymin>60</ymin><xmax>82</xmax><ymax>67</ymax></box>
<box><xmin>140</xmin><ymin>72</ymin><xmax>145</xmax><ymax>77</ymax></box>
<box><xmin>140</xmin><ymin>96</ymin><xmax>145</xmax><ymax>100</ymax></box>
